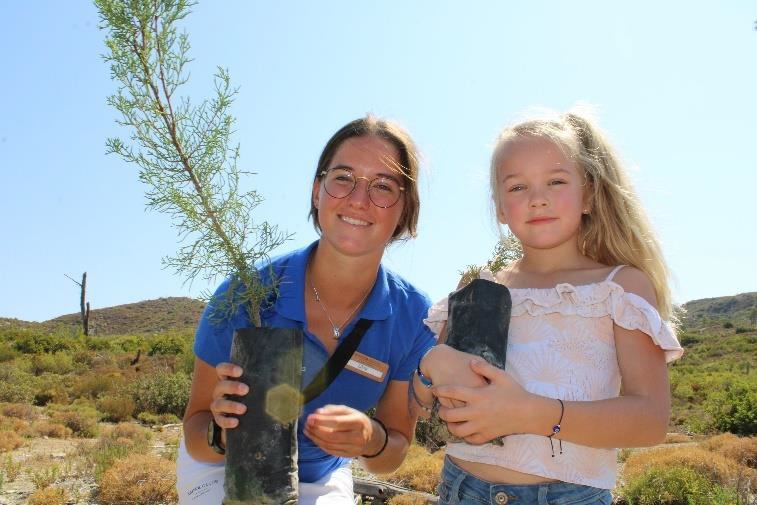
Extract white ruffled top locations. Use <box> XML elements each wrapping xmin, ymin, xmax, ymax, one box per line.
<box><xmin>424</xmin><ymin>266</ymin><xmax>683</xmax><ymax>490</ymax></box>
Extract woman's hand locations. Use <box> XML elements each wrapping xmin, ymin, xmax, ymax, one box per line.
<box><xmin>421</xmin><ymin>344</ymin><xmax>488</xmax><ymax>408</ymax></box>
<box><xmin>209</xmin><ymin>362</ymin><xmax>249</xmax><ymax>443</ymax></box>
<box><xmin>304</xmin><ymin>405</ymin><xmax>381</xmax><ymax>458</ymax></box>
<box><xmin>433</xmin><ymin>359</ymin><xmax>534</xmax><ymax>445</ymax></box>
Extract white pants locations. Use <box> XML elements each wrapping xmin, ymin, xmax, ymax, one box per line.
<box><xmin>176</xmin><ymin>439</ymin><xmax>354</xmax><ymax>504</ymax></box>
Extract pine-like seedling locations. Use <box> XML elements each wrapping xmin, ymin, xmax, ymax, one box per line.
<box><xmin>95</xmin><ymin>0</ymin><xmax>288</xmax><ymax>326</ymax></box>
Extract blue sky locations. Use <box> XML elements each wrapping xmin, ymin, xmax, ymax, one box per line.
<box><xmin>1</xmin><ymin>2</ymin><xmax>755</xmax><ymax>322</ymax></box>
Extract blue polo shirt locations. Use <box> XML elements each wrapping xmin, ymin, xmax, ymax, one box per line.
<box><xmin>193</xmin><ymin>241</ymin><xmax>435</xmax><ymax>483</ymax></box>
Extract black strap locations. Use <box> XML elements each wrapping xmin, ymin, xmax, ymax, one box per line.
<box><xmin>301</xmin><ymin>318</ymin><xmax>374</xmax><ymax>404</ymax></box>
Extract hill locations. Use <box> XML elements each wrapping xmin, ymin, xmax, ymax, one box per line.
<box><xmin>681</xmin><ymin>292</ymin><xmax>757</xmax><ymax>329</ymax></box>
<box><xmin>1</xmin><ymin>297</ymin><xmax>206</xmax><ymax>336</ymax></box>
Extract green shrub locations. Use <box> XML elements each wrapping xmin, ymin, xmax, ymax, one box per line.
<box><xmin>111</xmin><ymin>335</ymin><xmax>147</xmax><ymax>353</ymax></box>
<box><xmin>97</xmin><ymin>396</ymin><xmax>136</xmax><ymax>422</ymax></box>
<box><xmin>704</xmin><ymin>379</ymin><xmax>757</xmax><ymax>435</ymax></box>
<box><xmin>131</xmin><ymin>371</ymin><xmax>190</xmax><ymax>417</ymax></box>
<box><xmin>137</xmin><ymin>412</ymin><xmax>181</xmax><ymax>426</ymax></box>
<box><xmin>47</xmin><ymin>403</ymin><xmax>101</xmax><ymax>438</ymax></box>
<box><xmin>620</xmin><ymin>465</ymin><xmax>738</xmax><ymax>504</ymax></box>
<box><xmin>33</xmin><ymin>375</ymin><xmax>70</xmax><ymax>406</ymax></box>
<box><xmin>72</xmin><ymin>349</ymin><xmax>95</xmax><ymax>367</ymax></box>
<box><xmin>2</xmin><ymin>455</ymin><xmax>22</xmax><ymax>481</ymax></box>
<box><xmin>86</xmin><ymin>425</ymin><xmax>152</xmax><ymax>482</ymax></box>
<box><xmin>85</xmin><ymin>336</ymin><xmax>112</xmax><ymax>351</ymax></box>
<box><xmin>178</xmin><ymin>348</ymin><xmax>195</xmax><ymax>376</ymax></box>
<box><xmin>0</xmin><ymin>342</ymin><xmax>19</xmax><ymax>362</ymax></box>
<box><xmin>735</xmin><ymin>327</ymin><xmax>749</xmax><ymax>334</ymax></box>
<box><xmin>679</xmin><ymin>333</ymin><xmax>701</xmax><ymax>347</ymax></box>
<box><xmin>73</xmin><ymin>374</ymin><xmax>121</xmax><ymax>400</ymax></box>
<box><xmin>0</xmin><ymin>363</ymin><xmax>36</xmax><ymax>403</ymax></box>
<box><xmin>723</xmin><ymin>322</ymin><xmax>734</xmax><ymax>329</ymax></box>
<box><xmin>29</xmin><ymin>353</ymin><xmax>74</xmax><ymax>376</ymax></box>
<box><xmin>148</xmin><ymin>333</ymin><xmax>188</xmax><ymax>356</ymax></box>
<box><xmin>14</xmin><ymin>333</ymin><xmax>72</xmax><ymax>354</ymax></box>
<box><xmin>28</xmin><ymin>464</ymin><xmax>60</xmax><ymax>490</ymax></box>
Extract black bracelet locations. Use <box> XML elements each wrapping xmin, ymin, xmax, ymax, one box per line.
<box><xmin>547</xmin><ymin>398</ymin><xmax>564</xmax><ymax>457</ymax></box>
<box><xmin>361</xmin><ymin>417</ymin><xmax>389</xmax><ymax>458</ymax></box>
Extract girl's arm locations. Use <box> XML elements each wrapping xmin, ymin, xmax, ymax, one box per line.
<box><xmin>434</xmin><ymin>268</ymin><xmax>671</xmax><ymax>448</ymax></box>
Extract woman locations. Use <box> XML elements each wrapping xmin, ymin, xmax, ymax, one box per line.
<box><xmin>177</xmin><ymin>116</ymin><xmax>436</xmax><ymax>504</ymax></box>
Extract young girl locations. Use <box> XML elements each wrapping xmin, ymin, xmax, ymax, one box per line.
<box><xmin>413</xmin><ymin>109</ymin><xmax>683</xmax><ymax>504</ymax></box>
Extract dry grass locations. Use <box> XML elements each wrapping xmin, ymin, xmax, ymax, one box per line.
<box><xmin>622</xmin><ymin>445</ymin><xmax>741</xmax><ymax>487</ymax></box>
<box><xmin>27</xmin><ymin>486</ymin><xmax>67</xmax><ymax>505</ymax></box>
<box><xmin>381</xmin><ymin>444</ymin><xmax>445</xmax><ymax>494</ymax></box>
<box><xmin>0</xmin><ymin>430</ymin><xmax>26</xmax><ymax>452</ymax></box>
<box><xmin>0</xmin><ymin>414</ymin><xmax>33</xmax><ymax>436</ymax></box>
<box><xmin>700</xmin><ymin>433</ymin><xmax>757</xmax><ymax>468</ymax></box>
<box><xmin>664</xmin><ymin>432</ymin><xmax>693</xmax><ymax>444</ymax></box>
<box><xmin>98</xmin><ymin>454</ymin><xmax>177</xmax><ymax>505</ymax></box>
<box><xmin>387</xmin><ymin>495</ymin><xmax>431</xmax><ymax>505</ymax></box>
<box><xmin>31</xmin><ymin>420</ymin><xmax>73</xmax><ymax>438</ymax></box>
<box><xmin>108</xmin><ymin>421</ymin><xmax>152</xmax><ymax>443</ymax></box>
<box><xmin>2</xmin><ymin>455</ymin><xmax>22</xmax><ymax>481</ymax></box>
<box><xmin>2</xmin><ymin>402</ymin><xmax>40</xmax><ymax>421</ymax></box>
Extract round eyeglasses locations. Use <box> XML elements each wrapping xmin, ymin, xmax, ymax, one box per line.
<box><xmin>319</xmin><ymin>168</ymin><xmax>405</xmax><ymax>208</ymax></box>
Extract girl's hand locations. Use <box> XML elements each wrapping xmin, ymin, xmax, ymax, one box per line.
<box><xmin>304</xmin><ymin>405</ymin><xmax>381</xmax><ymax>458</ymax></box>
<box><xmin>210</xmin><ymin>363</ymin><xmax>249</xmax><ymax>434</ymax></box>
<box><xmin>422</xmin><ymin>344</ymin><xmax>488</xmax><ymax>408</ymax></box>
<box><xmin>433</xmin><ymin>359</ymin><xmax>533</xmax><ymax>445</ymax></box>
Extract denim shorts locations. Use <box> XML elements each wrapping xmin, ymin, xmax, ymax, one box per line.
<box><xmin>438</xmin><ymin>457</ymin><xmax>612</xmax><ymax>505</ymax></box>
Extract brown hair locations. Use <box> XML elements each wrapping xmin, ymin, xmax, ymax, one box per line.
<box><xmin>308</xmin><ymin>115</ymin><xmax>421</xmax><ymax>241</ymax></box>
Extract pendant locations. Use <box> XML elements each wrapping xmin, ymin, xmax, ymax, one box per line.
<box><xmin>332</xmin><ymin>327</ymin><xmax>340</xmax><ymax>339</ymax></box>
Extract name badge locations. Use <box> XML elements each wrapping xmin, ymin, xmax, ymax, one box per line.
<box><xmin>345</xmin><ymin>352</ymin><xmax>389</xmax><ymax>383</ymax></box>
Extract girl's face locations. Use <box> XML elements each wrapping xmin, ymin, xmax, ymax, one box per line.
<box><xmin>312</xmin><ymin>135</ymin><xmax>406</xmax><ymax>259</ymax></box>
<box><xmin>495</xmin><ymin>136</ymin><xmax>589</xmax><ymax>251</ymax></box>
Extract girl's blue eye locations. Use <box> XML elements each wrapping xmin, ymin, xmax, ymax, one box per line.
<box><xmin>549</xmin><ymin>179</ymin><xmax>567</xmax><ymax>186</ymax></box>
<box><xmin>509</xmin><ymin>185</ymin><xmax>525</xmax><ymax>192</ymax></box>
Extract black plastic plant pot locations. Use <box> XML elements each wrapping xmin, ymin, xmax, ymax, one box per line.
<box><xmin>446</xmin><ymin>278</ymin><xmax>511</xmax><ymax>369</ymax></box>
<box><xmin>224</xmin><ymin>327</ymin><xmax>304</xmax><ymax>505</ymax></box>
<box><xmin>430</xmin><ymin>278</ymin><xmax>512</xmax><ymax>446</ymax></box>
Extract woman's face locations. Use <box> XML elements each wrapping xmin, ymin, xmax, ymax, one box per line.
<box><xmin>312</xmin><ymin>135</ymin><xmax>405</xmax><ymax>259</ymax></box>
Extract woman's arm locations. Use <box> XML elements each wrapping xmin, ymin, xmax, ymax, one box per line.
<box><xmin>182</xmin><ymin>358</ymin><xmax>249</xmax><ymax>462</ymax></box>
<box><xmin>410</xmin><ymin>342</ymin><xmax>489</xmax><ymax>418</ymax></box>
<box><xmin>304</xmin><ymin>380</ymin><xmax>415</xmax><ymax>474</ymax></box>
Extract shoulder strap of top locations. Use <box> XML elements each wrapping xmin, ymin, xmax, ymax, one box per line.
<box><xmin>605</xmin><ymin>265</ymin><xmax>626</xmax><ymax>282</ymax></box>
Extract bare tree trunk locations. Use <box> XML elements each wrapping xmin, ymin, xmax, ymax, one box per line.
<box><xmin>66</xmin><ymin>272</ymin><xmax>91</xmax><ymax>336</ymax></box>
<box><xmin>80</xmin><ymin>273</ymin><xmax>90</xmax><ymax>336</ymax></box>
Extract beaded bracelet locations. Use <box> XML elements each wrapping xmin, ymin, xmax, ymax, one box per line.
<box><xmin>361</xmin><ymin>417</ymin><xmax>389</xmax><ymax>458</ymax></box>
<box><xmin>548</xmin><ymin>398</ymin><xmax>564</xmax><ymax>457</ymax></box>
<box><xmin>416</xmin><ymin>347</ymin><xmax>434</xmax><ymax>388</ymax></box>
<box><xmin>409</xmin><ymin>370</ymin><xmax>434</xmax><ymax>413</ymax></box>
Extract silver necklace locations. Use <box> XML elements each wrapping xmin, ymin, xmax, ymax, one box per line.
<box><xmin>309</xmin><ymin>280</ymin><xmax>371</xmax><ymax>340</ymax></box>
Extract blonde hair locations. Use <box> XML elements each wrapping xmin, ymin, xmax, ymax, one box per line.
<box><xmin>489</xmin><ymin>109</ymin><xmax>674</xmax><ymax>321</ymax></box>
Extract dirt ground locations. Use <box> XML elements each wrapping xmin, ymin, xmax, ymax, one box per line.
<box><xmin>0</xmin><ymin>424</ymin><xmax>182</xmax><ymax>505</ymax></box>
